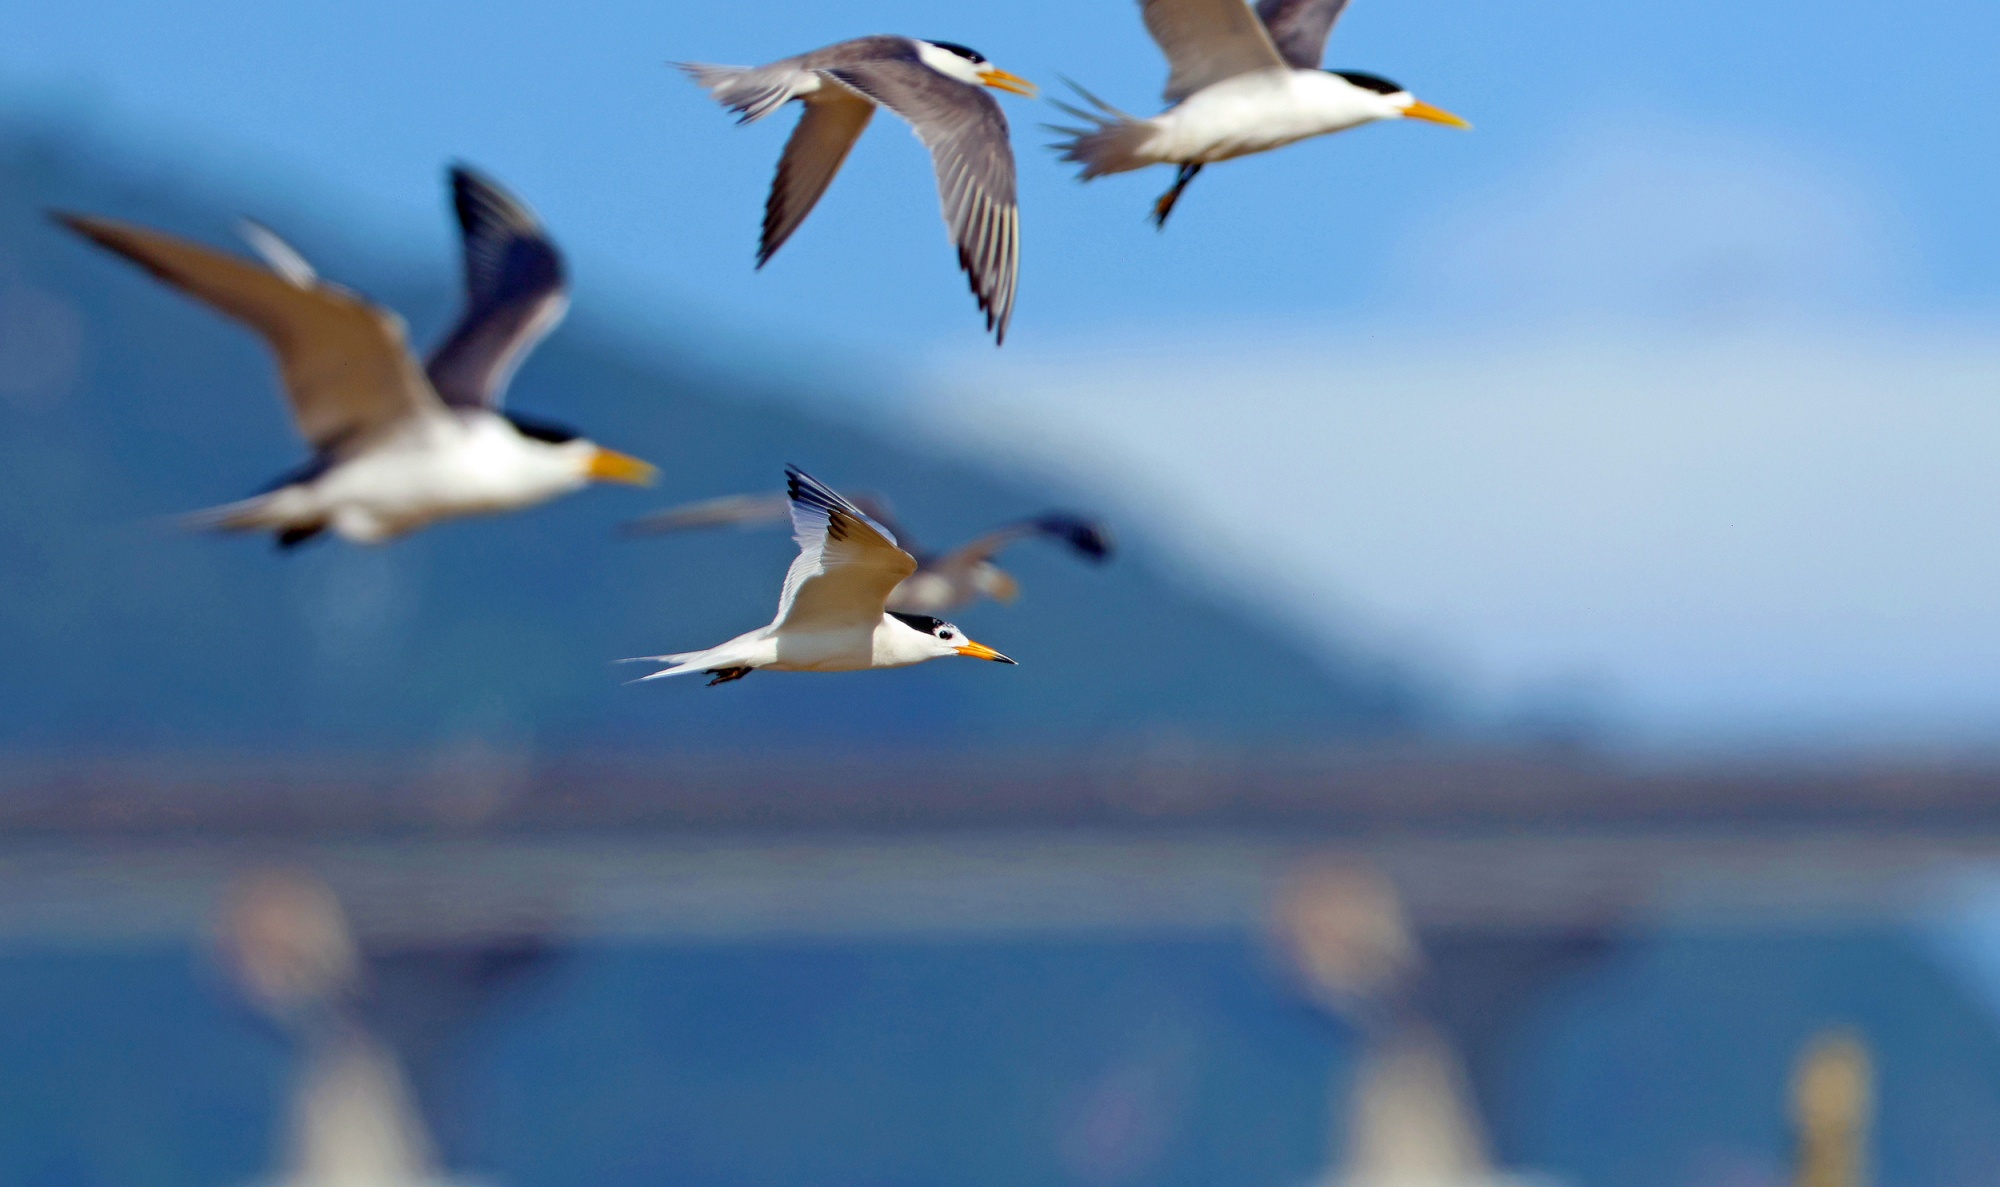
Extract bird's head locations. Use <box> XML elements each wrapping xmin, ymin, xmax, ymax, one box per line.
<box><xmin>889</xmin><ymin>611</ymin><xmax>1016</xmax><ymax>663</ymax></box>
<box><xmin>917</xmin><ymin>40</ymin><xmax>1038</xmax><ymax>97</ymax></box>
<box><xmin>504</xmin><ymin>413</ymin><xmax>658</xmax><ymax>487</ymax></box>
<box><xmin>1330</xmin><ymin>71</ymin><xmax>1469</xmax><ymax>129</ymax></box>
<box><xmin>971</xmin><ymin>561</ymin><xmax>1021</xmax><ymax>604</ymax></box>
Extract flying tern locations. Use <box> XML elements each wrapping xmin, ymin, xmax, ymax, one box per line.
<box><xmin>1051</xmin><ymin>0</ymin><xmax>1468</xmax><ymax>226</ymax></box>
<box><xmin>622</xmin><ymin>488</ymin><xmax>1112</xmax><ymax>614</ymax></box>
<box><xmin>53</xmin><ymin>165</ymin><xmax>655</xmax><ymax>546</ymax></box>
<box><xmin>628</xmin><ymin>467</ymin><xmax>1016</xmax><ymax>685</ymax></box>
<box><xmin>680</xmin><ymin>36</ymin><xmax>1037</xmax><ymax>343</ymax></box>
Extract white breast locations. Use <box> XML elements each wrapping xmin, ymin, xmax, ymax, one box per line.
<box><xmin>307</xmin><ymin>414</ymin><xmax>588</xmax><ymax>540</ymax></box>
<box><xmin>1157</xmin><ymin>70</ymin><xmax>1390</xmax><ymax>162</ymax></box>
<box><xmin>767</xmin><ymin>627</ymin><xmax>879</xmax><ymax>672</ymax></box>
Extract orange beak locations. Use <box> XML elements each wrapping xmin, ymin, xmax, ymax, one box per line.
<box><xmin>955</xmin><ymin>639</ymin><xmax>1017</xmax><ymax>664</ymax></box>
<box><xmin>977</xmin><ymin>66</ymin><xmax>1038</xmax><ymax>98</ymax></box>
<box><xmin>587</xmin><ymin>448</ymin><xmax>659</xmax><ymax>486</ymax></box>
<box><xmin>1402</xmin><ymin>99</ymin><xmax>1471</xmax><ymax>129</ymax></box>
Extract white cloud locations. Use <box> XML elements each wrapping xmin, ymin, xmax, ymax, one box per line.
<box><xmin>916</xmin><ymin>125</ymin><xmax>1997</xmax><ymax>748</ymax></box>
<box><xmin>927</xmin><ymin>326</ymin><xmax>2000</xmax><ymax>745</ymax></box>
<box><xmin>1391</xmin><ymin>117</ymin><xmax>1910</xmax><ymax>324</ymax></box>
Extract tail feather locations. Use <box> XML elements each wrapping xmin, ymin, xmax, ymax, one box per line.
<box><xmin>676</xmin><ymin>61</ymin><xmax>802</xmax><ymax>124</ymax></box>
<box><xmin>1045</xmin><ymin>80</ymin><xmax>1156</xmax><ymax>180</ymax></box>
<box><xmin>618</xmin><ymin>650</ymin><xmax>714</xmax><ymax>682</ymax></box>
<box><xmin>180</xmin><ymin>494</ymin><xmax>281</xmax><ymax>534</ymax></box>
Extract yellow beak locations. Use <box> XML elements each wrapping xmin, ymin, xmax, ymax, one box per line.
<box><xmin>587</xmin><ymin>448</ymin><xmax>659</xmax><ymax>486</ymax></box>
<box><xmin>1402</xmin><ymin>99</ymin><xmax>1471</xmax><ymax>129</ymax></box>
<box><xmin>955</xmin><ymin>639</ymin><xmax>1017</xmax><ymax>664</ymax></box>
<box><xmin>978</xmin><ymin>67</ymin><xmax>1038</xmax><ymax>98</ymax></box>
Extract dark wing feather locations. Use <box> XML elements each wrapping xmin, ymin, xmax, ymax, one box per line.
<box><xmin>1254</xmin><ymin>0</ymin><xmax>1354</xmax><ymax>69</ymax></box>
<box><xmin>759</xmin><ymin>90</ymin><xmax>875</xmax><ymax>266</ymax></box>
<box><xmin>824</xmin><ymin>58</ymin><xmax>1021</xmax><ymax>344</ymax></box>
<box><xmin>424</xmin><ymin>165</ymin><xmax>569</xmax><ymax>409</ymax></box>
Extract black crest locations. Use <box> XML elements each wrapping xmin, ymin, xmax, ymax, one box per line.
<box><xmin>889</xmin><ymin>612</ymin><xmax>952</xmax><ymax>637</ymax></box>
<box><xmin>1331</xmin><ymin>70</ymin><xmax>1405</xmax><ymax>95</ymax></box>
<box><xmin>926</xmin><ymin>40</ymin><xmax>987</xmax><ymax>63</ymax></box>
<box><xmin>503</xmin><ymin>411</ymin><xmax>582</xmax><ymax>444</ymax></box>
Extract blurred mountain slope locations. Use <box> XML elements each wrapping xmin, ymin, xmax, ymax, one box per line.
<box><xmin>0</xmin><ymin>114</ymin><xmax>1437</xmax><ymax>754</ymax></box>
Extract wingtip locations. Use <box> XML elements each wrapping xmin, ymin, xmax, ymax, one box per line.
<box><xmin>47</xmin><ymin>209</ymin><xmax>98</xmax><ymax>238</ymax></box>
<box><xmin>448</xmin><ymin>160</ymin><xmax>497</xmax><ymax>195</ymax></box>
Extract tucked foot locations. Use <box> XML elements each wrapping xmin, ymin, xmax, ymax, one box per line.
<box><xmin>276</xmin><ymin>524</ymin><xmax>327</xmax><ymax>550</ymax></box>
<box><xmin>1150</xmin><ymin>163</ymin><xmax>1203</xmax><ymax>230</ymax></box>
<box><xmin>705</xmin><ymin>667</ymin><xmax>754</xmax><ymax>686</ymax></box>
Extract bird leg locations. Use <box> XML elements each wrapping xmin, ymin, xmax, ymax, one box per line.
<box><xmin>275</xmin><ymin>524</ymin><xmax>326</xmax><ymax>550</ymax></box>
<box><xmin>1150</xmin><ymin>163</ymin><xmax>1203</xmax><ymax>229</ymax></box>
<box><xmin>705</xmin><ymin>667</ymin><xmax>754</xmax><ymax>686</ymax></box>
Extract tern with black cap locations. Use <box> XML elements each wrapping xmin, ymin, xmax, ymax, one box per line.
<box><xmin>679</xmin><ymin>36</ymin><xmax>1037</xmax><ymax>343</ymax></box>
<box><xmin>626</xmin><ymin>467</ymin><xmax>1017</xmax><ymax>685</ymax></box>
<box><xmin>1051</xmin><ymin>0</ymin><xmax>1469</xmax><ymax>226</ymax></box>
<box><xmin>51</xmin><ymin>166</ymin><xmax>656</xmax><ymax>546</ymax></box>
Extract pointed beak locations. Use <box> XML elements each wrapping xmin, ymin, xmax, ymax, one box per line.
<box><xmin>587</xmin><ymin>448</ymin><xmax>659</xmax><ymax>486</ymax></box>
<box><xmin>978</xmin><ymin>66</ymin><xmax>1038</xmax><ymax>98</ymax></box>
<box><xmin>1401</xmin><ymin>99</ymin><xmax>1471</xmax><ymax>129</ymax></box>
<box><xmin>955</xmin><ymin>639</ymin><xmax>1017</xmax><ymax>664</ymax></box>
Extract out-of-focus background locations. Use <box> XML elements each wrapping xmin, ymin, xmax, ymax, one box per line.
<box><xmin>4</xmin><ymin>1</ymin><xmax>2000</xmax><ymax>1185</ymax></box>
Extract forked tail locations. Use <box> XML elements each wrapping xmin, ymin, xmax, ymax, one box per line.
<box><xmin>676</xmin><ymin>61</ymin><xmax>803</xmax><ymax>124</ymax></box>
<box><xmin>181</xmin><ymin>493</ymin><xmax>283</xmax><ymax>535</ymax></box>
<box><xmin>181</xmin><ymin>493</ymin><xmax>327</xmax><ymax>550</ymax></box>
<box><xmin>1044</xmin><ymin>78</ymin><xmax>1157</xmax><ymax>180</ymax></box>
<box><xmin>617</xmin><ymin>650</ymin><xmax>716</xmax><ymax>682</ymax></box>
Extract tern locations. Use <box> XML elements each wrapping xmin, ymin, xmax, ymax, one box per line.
<box><xmin>52</xmin><ymin>166</ymin><xmax>656</xmax><ymax>546</ymax></box>
<box><xmin>680</xmin><ymin>36</ymin><xmax>1037</xmax><ymax>343</ymax></box>
<box><xmin>622</xmin><ymin>488</ymin><xmax>1112</xmax><ymax>614</ymax></box>
<box><xmin>628</xmin><ymin>467</ymin><xmax>1016</xmax><ymax>685</ymax></box>
<box><xmin>1051</xmin><ymin>0</ymin><xmax>1469</xmax><ymax>226</ymax></box>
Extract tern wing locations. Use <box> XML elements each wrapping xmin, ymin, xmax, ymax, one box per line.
<box><xmin>823</xmin><ymin>56</ymin><xmax>1021</xmax><ymax>343</ymax></box>
<box><xmin>759</xmin><ymin>88</ymin><xmax>876</xmax><ymax>266</ymax></box>
<box><xmin>774</xmin><ymin>467</ymin><xmax>918</xmax><ymax>632</ymax></box>
<box><xmin>1141</xmin><ymin>0</ymin><xmax>1289</xmax><ymax>102</ymax></box>
<box><xmin>620</xmin><ymin>491</ymin><xmax>793</xmax><ymax>536</ymax></box>
<box><xmin>55</xmin><ymin>213</ymin><xmax>439</xmax><ymax>450</ymax></box>
<box><xmin>1253</xmin><ymin>0</ymin><xmax>1354</xmax><ymax>69</ymax></box>
<box><xmin>844</xmin><ymin>492</ymin><xmax>919</xmax><ymax>557</ymax></box>
<box><xmin>933</xmin><ymin>512</ymin><xmax>1116</xmax><ymax>576</ymax></box>
<box><xmin>424</xmin><ymin>165</ymin><xmax>570</xmax><ymax>410</ymax></box>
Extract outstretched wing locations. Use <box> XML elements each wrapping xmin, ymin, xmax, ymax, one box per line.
<box><xmin>759</xmin><ymin>89</ymin><xmax>875</xmax><ymax>266</ymax></box>
<box><xmin>55</xmin><ymin>212</ymin><xmax>439</xmax><ymax>450</ymax></box>
<box><xmin>774</xmin><ymin>467</ymin><xmax>918</xmax><ymax>631</ymax></box>
<box><xmin>932</xmin><ymin>512</ymin><xmax>1116</xmax><ymax>577</ymax></box>
<box><xmin>824</xmin><ymin>55</ymin><xmax>1020</xmax><ymax>343</ymax></box>
<box><xmin>1254</xmin><ymin>0</ymin><xmax>1354</xmax><ymax>69</ymax></box>
<box><xmin>620</xmin><ymin>492</ymin><xmax>793</xmax><ymax>537</ymax></box>
<box><xmin>1140</xmin><ymin>0</ymin><xmax>1289</xmax><ymax>102</ymax></box>
<box><xmin>424</xmin><ymin>165</ymin><xmax>570</xmax><ymax>409</ymax></box>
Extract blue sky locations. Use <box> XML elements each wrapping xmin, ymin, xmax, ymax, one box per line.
<box><xmin>6</xmin><ymin>0</ymin><xmax>2000</xmax><ymax>746</ymax></box>
<box><xmin>7</xmin><ymin>0</ymin><xmax>1999</xmax><ymax>345</ymax></box>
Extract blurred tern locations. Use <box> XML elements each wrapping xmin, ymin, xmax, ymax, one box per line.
<box><xmin>628</xmin><ymin>467</ymin><xmax>1016</xmax><ymax>685</ymax></box>
<box><xmin>680</xmin><ymin>36</ymin><xmax>1036</xmax><ymax>343</ymax></box>
<box><xmin>217</xmin><ymin>871</ymin><xmax>446</xmax><ymax>1187</ymax></box>
<box><xmin>1051</xmin><ymin>0</ymin><xmax>1469</xmax><ymax>226</ymax></box>
<box><xmin>52</xmin><ymin>165</ymin><xmax>655</xmax><ymax>546</ymax></box>
<box><xmin>622</xmin><ymin>488</ymin><xmax>1113</xmax><ymax>614</ymax></box>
